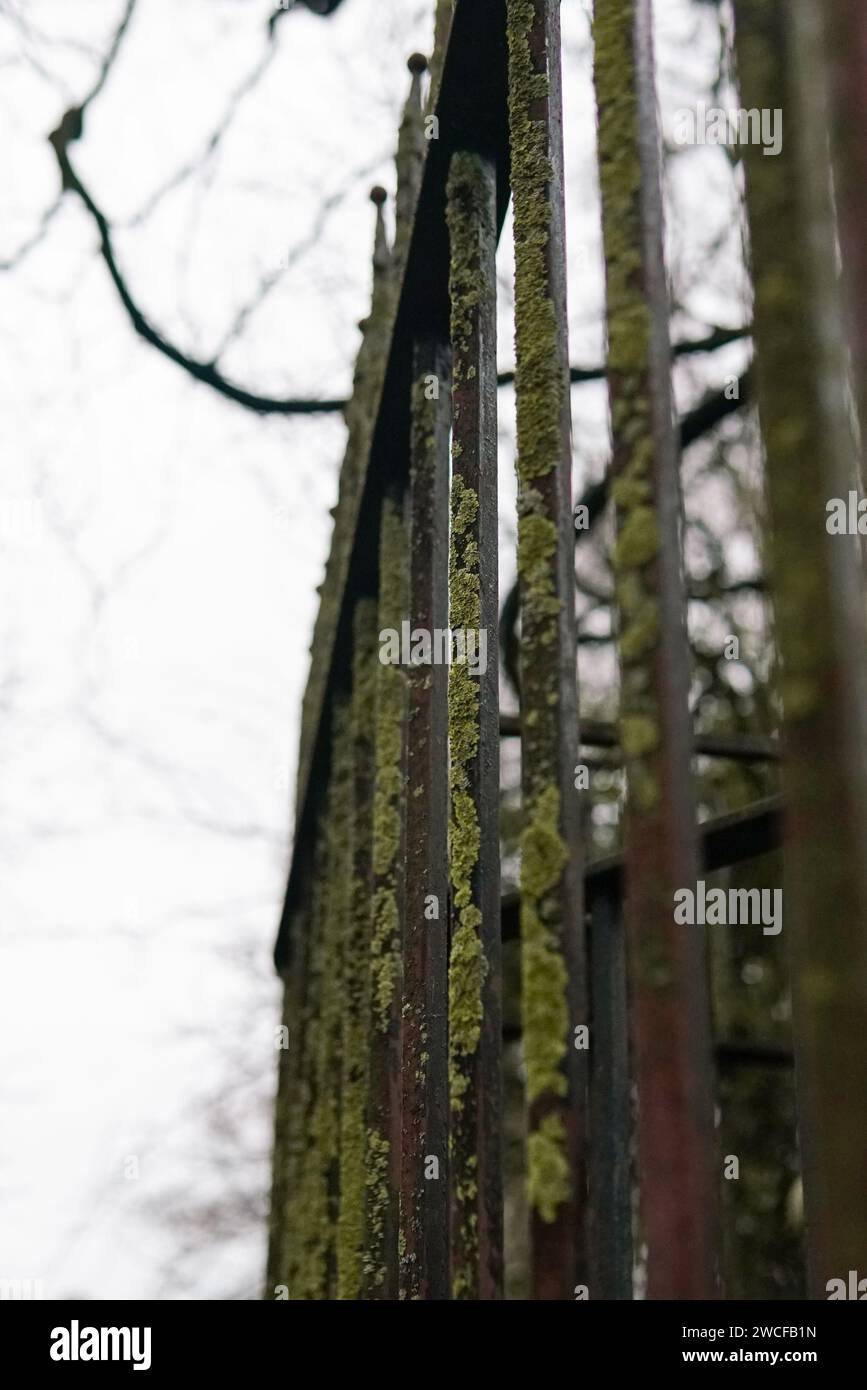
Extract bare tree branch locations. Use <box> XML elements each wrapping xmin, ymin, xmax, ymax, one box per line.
<box><xmin>48</xmin><ymin>122</ymin><xmax>349</xmax><ymax>415</ymax></box>
<box><xmin>37</xmin><ymin>1</ymin><xmax>754</xmax><ymax>419</ymax></box>
<box><xmin>0</xmin><ymin>194</ymin><xmax>62</xmax><ymax>270</ymax></box>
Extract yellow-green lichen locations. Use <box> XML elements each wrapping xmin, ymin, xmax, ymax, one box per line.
<box><xmin>445</xmin><ymin>184</ymin><xmax>486</xmax><ymax>1103</ymax></box>
<box><xmin>507</xmin><ymin>0</ymin><xmax>574</xmax><ymax>1231</ymax></box>
<box><xmin>507</xmin><ymin>0</ymin><xmax>564</xmax><ymax>486</ymax></box>
<box><xmin>527</xmin><ymin>1112</ymin><xmax>571</xmax><ymax>1224</ymax></box>
<box><xmin>295</xmin><ymin>192</ymin><xmax>397</xmax><ymax>815</ymax></box>
<box><xmin>593</xmin><ymin>0</ymin><xmax>664</xmax><ymax>813</ymax></box>
<box><xmin>363</xmin><ymin>1128</ymin><xmax>391</xmax><ymax>1291</ymax></box>
<box><xmin>293</xmin><ymin>711</ymin><xmax>353</xmax><ymax>1300</ymax></box>
<box><xmin>620</xmin><ymin>713</ymin><xmax>659</xmax><ymax>761</ymax></box>
<box><xmin>336</xmin><ymin>601</ymin><xmax>377</xmax><ymax>1300</ymax></box>
<box><xmin>520</xmin><ymin>784</ymin><xmax>569</xmax><ymax>1105</ymax></box>
<box><xmin>370</xmin><ymin>497</ymin><xmax>407</xmax><ymax>1033</ymax></box>
<box><xmin>446</xmin><ymin>151</ymin><xmax>497</xmax><ymax>1298</ymax></box>
<box><xmin>516</xmin><ymin>507</ymin><xmax>562</xmax><ymax>645</ymax></box>
<box><xmin>449</xmin><ymin>913</ymin><xmax>485</xmax><ymax>1106</ymax></box>
<box><xmin>446</xmin><ymin>152</ymin><xmax>492</xmax><ymax>392</ymax></box>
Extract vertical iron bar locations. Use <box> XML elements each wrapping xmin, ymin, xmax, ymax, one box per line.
<box><xmin>365</xmin><ymin>495</ymin><xmax>409</xmax><ymax>1299</ymax></box>
<box><xmin>446</xmin><ymin>149</ymin><xmax>503</xmax><ymax>1301</ymax></box>
<box><xmin>587</xmin><ymin>881</ymin><xmax>632</xmax><ymax>1299</ymax></box>
<box><xmin>293</xmin><ymin>733</ymin><xmax>350</xmax><ymax>1299</ymax></box>
<box><xmin>336</xmin><ymin>602</ymin><xmax>377</xmax><ymax>1298</ymax></box>
<box><xmin>265</xmin><ymin>962</ymin><xmax>299</xmax><ymax>1296</ymax></box>
<box><xmin>592</xmin><ymin>0</ymin><xmax>718</xmax><ymax>1298</ymax></box>
<box><xmin>735</xmin><ymin>0</ymin><xmax>867</xmax><ymax>1296</ymax></box>
<box><xmin>266</xmin><ymin>845</ymin><xmax>317</xmax><ymax>1296</ymax></box>
<box><xmin>400</xmin><ymin>340</ymin><xmax>452</xmax><ymax>1301</ymax></box>
<box><xmin>507</xmin><ymin>0</ymin><xmax>588</xmax><ymax>1299</ymax></box>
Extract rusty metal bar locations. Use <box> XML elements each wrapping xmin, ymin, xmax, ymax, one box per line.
<box><xmin>265</xmin><ymin>932</ymin><xmax>310</xmax><ymax>1298</ymax></box>
<box><xmin>292</xmin><ymin>713</ymin><xmax>352</xmax><ymax>1299</ymax></box>
<box><xmin>336</xmin><ymin>603</ymin><xmax>377</xmax><ymax>1299</ymax></box>
<box><xmin>735</xmin><ymin>0</ymin><xmax>867</xmax><ymax>1296</ymax></box>
<box><xmin>364</xmin><ymin>493</ymin><xmax>409</xmax><ymax>1299</ymax></box>
<box><xmin>587</xmin><ymin>879</ymin><xmax>632</xmax><ymax>1300</ymax></box>
<box><xmin>592</xmin><ymin>0</ymin><xmax>719</xmax><ymax>1299</ymax></box>
<box><xmin>445</xmin><ymin>149</ymin><xmax>503</xmax><ymax>1301</ymax></box>
<box><xmin>400</xmin><ymin>340</ymin><xmax>452</xmax><ymax>1301</ymax></box>
<box><xmin>507</xmin><ymin>0</ymin><xmax>587</xmax><ymax>1299</ymax></box>
<box><xmin>266</xmin><ymin>832</ymin><xmax>319</xmax><ymax>1296</ymax></box>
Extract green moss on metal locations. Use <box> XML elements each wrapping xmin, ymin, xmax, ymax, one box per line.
<box><xmin>507</xmin><ymin>0</ymin><xmax>573</xmax><ymax>1227</ymax></box>
<box><xmin>520</xmin><ymin>785</ymin><xmax>569</xmax><ymax>1105</ymax></box>
<box><xmin>294</xmin><ymin>126</ymin><xmax>404</xmax><ymax>821</ymax></box>
<box><xmin>370</xmin><ymin>498</ymin><xmax>407</xmax><ymax>1033</ymax></box>
<box><xmin>445</xmin><ymin>161</ymin><xmax>488</xmax><ymax>1116</ymax></box>
<box><xmin>620</xmin><ymin>712</ymin><xmax>659</xmax><ymax>761</ymax></box>
<box><xmin>447</xmin><ymin>538</ymin><xmax>485</xmax><ymax>1108</ymax></box>
<box><xmin>447</xmin><ymin>152</ymin><xmax>490</xmax><ymax>393</ymax></box>
<box><xmin>294</xmin><ymin>713</ymin><xmax>352</xmax><ymax>1299</ymax></box>
<box><xmin>336</xmin><ymin>601</ymin><xmax>377</xmax><ymax>1300</ymax></box>
<box><xmin>593</xmin><ymin>0</ymin><xmax>663</xmax><ymax>814</ymax></box>
<box><xmin>516</xmin><ymin>506</ymin><xmax>561</xmax><ymax>636</ymax></box>
<box><xmin>265</xmin><ymin>983</ymin><xmax>293</xmax><ymax>1294</ymax></box>
<box><xmin>363</xmin><ymin>1127</ymin><xmax>391</xmax><ymax>1292</ymax></box>
<box><xmin>507</xmin><ymin>0</ymin><xmax>562</xmax><ymax>485</ymax></box>
<box><xmin>449</xmin><ymin>906</ymin><xmax>485</xmax><ymax>1106</ymax></box>
<box><xmin>613</xmin><ymin>504</ymin><xmax>659</xmax><ymax>571</ymax></box>
<box><xmin>445</xmin><ymin>152</ymin><xmax>496</xmax><ymax>1295</ymax></box>
<box><xmin>527</xmin><ymin>1112</ymin><xmax>571</xmax><ymax>1224</ymax></box>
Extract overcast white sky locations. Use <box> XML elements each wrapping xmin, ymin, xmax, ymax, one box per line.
<box><xmin>0</xmin><ymin>0</ymin><xmax>748</xmax><ymax>1300</ymax></box>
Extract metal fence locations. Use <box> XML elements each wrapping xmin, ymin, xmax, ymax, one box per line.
<box><xmin>265</xmin><ymin>0</ymin><xmax>867</xmax><ymax>1300</ymax></box>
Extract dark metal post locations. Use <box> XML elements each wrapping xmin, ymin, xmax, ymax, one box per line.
<box><xmin>446</xmin><ymin>149</ymin><xmax>503</xmax><ymax>1300</ymax></box>
<box><xmin>507</xmin><ymin>0</ymin><xmax>588</xmax><ymax>1299</ymax></box>
<box><xmin>336</xmin><ymin>603</ymin><xmax>378</xmax><ymax>1298</ymax></box>
<box><xmin>400</xmin><ymin>341</ymin><xmax>452</xmax><ymax>1301</ymax></box>
<box><xmin>587</xmin><ymin>881</ymin><xmax>633</xmax><ymax>1299</ymax></box>
<box><xmin>735</xmin><ymin>0</ymin><xmax>867</xmax><ymax>1296</ymax></box>
<box><xmin>364</xmin><ymin>495</ymin><xmax>409</xmax><ymax>1298</ymax></box>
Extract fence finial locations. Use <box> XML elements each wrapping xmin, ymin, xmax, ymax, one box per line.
<box><xmin>395</xmin><ymin>57</ymin><xmax>427</xmax><ymax>262</ymax></box>
<box><xmin>369</xmin><ymin>184</ymin><xmax>390</xmax><ymax>278</ymax></box>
